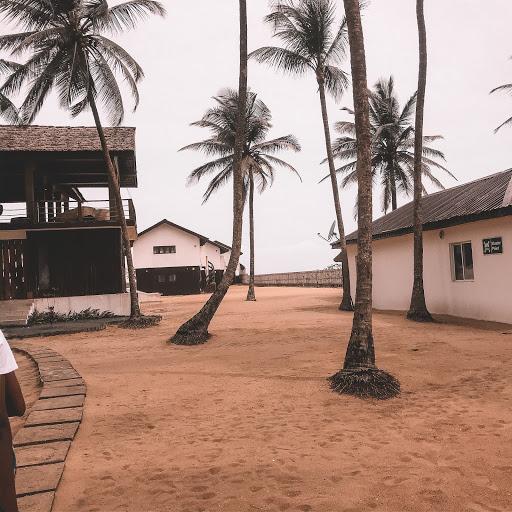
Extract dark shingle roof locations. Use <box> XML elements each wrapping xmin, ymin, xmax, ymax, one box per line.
<box><xmin>0</xmin><ymin>125</ymin><xmax>135</xmax><ymax>152</ymax></box>
<box><xmin>336</xmin><ymin>169</ymin><xmax>512</xmax><ymax>246</ymax></box>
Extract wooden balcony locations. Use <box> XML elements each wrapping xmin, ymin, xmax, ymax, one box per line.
<box><xmin>0</xmin><ymin>199</ymin><xmax>137</xmax><ymax>230</ymax></box>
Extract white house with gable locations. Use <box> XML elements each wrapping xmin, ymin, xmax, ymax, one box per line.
<box><xmin>133</xmin><ymin>219</ymin><xmax>242</xmax><ymax>295</ymax></box>
<box><xmin>333</xmin><ymin>169</ymin><xmax>512</xmax><ymax>324</ymax></box>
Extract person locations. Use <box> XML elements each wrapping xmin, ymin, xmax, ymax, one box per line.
<box><xmin>0</xmin><ymin>329</ymin><xmax>25</xmax><ymax>512</ymax></box>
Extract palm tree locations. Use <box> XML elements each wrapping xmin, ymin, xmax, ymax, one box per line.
<box><xmin>491</xmin><ymin>58</ymin><xmax>512</xmax><ymax>132</ymax></box>
<box><xmin>250</xmin><ymin>0</ymin><xmax>354</xmax><ymax>311</ymax></box>
<box><xmin>407</xmin><ymin>0</ymin><xmax>433</xmax><ymax>322</ymax></box>
<box><xmin>328</xmin><ymin>0</ymin><xmax>400</xmax><ymax>399</ymax></box>
<box><xmin>0</xmin><ymin>60</ymin><xmax>19</xmax><ymax>123</ymax></box>
<box><xmin>328</xmin><ymin>76</ymin><xmax>453</xmax><ymax>214</ymax></box>
<box><xmin>181</xmin><ymin>89</ymin><xmax>301</xmax><ymax>302</ymax></box>
<box><xmin>171</xmin><ymin>0</ymin><xmax>248</xmax><ymax>345</ymax></box>
<box><xmin>0</xmin><ymin>0</ymin><xmax>165</xmax><ymax>326</ymax></box>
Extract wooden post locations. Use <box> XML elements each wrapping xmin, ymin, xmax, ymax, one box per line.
<box><xmin>24</xmin><ymin>164</ymin><xmax>36</xmax><ymax>222</ymax></box>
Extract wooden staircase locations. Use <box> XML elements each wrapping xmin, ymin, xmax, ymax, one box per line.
<box><xmin>0</xmin><ymin>299</ymin><xmax>33</xmax><ymax>327</ymax></box>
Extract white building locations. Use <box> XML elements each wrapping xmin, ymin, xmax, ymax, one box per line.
<box><xmin>133</xmin><ymin>219</ymin><xmax>240</xmax><ymax>295</ymax></box>
<box><xmin>334</xmin><ymin>170</ymin><xmax>512</xmax><ymax>324</ymax></box>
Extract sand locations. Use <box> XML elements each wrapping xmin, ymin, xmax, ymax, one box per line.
<box><xmin>16</xmin><ymin>286</ymin><xmax>512</xmax><ymax>512</ymax></box>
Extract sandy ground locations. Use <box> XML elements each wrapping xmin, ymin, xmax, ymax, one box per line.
<box><xmin>10</xmin><ymin>351</ymin><xmax>41</xmax><ymax>437</ymax></box>
<box><xmin>16</xmin><ymin>286</ymin><xmax>512</xmax><ymax>512</ymax></box>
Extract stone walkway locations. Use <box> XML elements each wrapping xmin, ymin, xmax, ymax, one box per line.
<box><xmin>11</xmin><ymin>344</ymin><xmax>86</xmax><ymax>512</ymax></box>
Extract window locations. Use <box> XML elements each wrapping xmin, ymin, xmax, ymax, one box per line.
<box><xmin>157</xmin><ymin>274</ymin><xmax>166</xmax><ymax>284</ymax></box>
<box><xmin>451</xmin><ymin>242</ymin><xmax>474</xmax><ymax>281</ymax></box>
<box><xmin>168</xmin><ymin>274</ymin><xmax>177</xmax><ymax>283</ymax></box>
<box><xmin>153</xmin><ymin>245</ymin><xmax>176</xmax><ymax>255</ymax></box>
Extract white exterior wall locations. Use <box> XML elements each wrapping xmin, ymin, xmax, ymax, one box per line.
<box><xmin>200</xmin><ymin>242</ymin><xmax>224</xmax><ymax>270</ymax></box>
<box><xmin>33</xmin><ymin>293</ymin><xmax>132</xmax><ymax>316</ymax></box>
<box><xmin>132</xmin><ymin>224</ymin><xmax>201</xmax><ymax>269</ymax></box>
<box><xmin>346</xmin><ymin>216</ymin><xmax>512</xmax><ymax>324</ymax></box>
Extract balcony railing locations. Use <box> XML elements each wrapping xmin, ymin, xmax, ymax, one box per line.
<box><xmin>0</xmin><ymin>199</ymin><xmax>136</xmax><ymax>227</ymax></box>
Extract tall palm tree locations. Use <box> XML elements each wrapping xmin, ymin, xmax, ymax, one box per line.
<box><xmin>0</xmin><ymin>60</ymin><xmax>19</xmax><ymax>123</ymax></box>
<box><xmin>250</xmin><ymin>0</ymin><xmax>354</xmax><ymax>311</ymax></box>
<box><xmin>0</xmin><ymin>0</ymin><xmax>165</xmax><ymax>326</ymax></box>
<box><xmin>329</xmin><ymin>0</ymin><xmax>400</xmax><ymax>399</ymax></box>
<box><xmin>171</xmin><ymin>0</ymin><xmax>248</xmax><ymax>345</ymax></box>
<box><xmin>328</xmin><ymin>76</ymin><xmax>453</xmax><ymax>215</ymax></box>
<box><xmin>181</xmin><ymin>89</ymin><xmax>301</xmax><ymax>302</ymax></box>
<box><xmin>407</xmin><ymin>0</ymin><xmax>433</xmax><ymax>322</ymax></box>
<box><xmin>491</xmin><ymin>57</ymin><xmax>512</xmax><ymax>132</ymax></box>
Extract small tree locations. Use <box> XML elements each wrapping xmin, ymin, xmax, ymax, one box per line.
<box><xmin>0</xmin><ymin>0</ymin><xmax>165</xmax><ymax>327</ymax></box>
<box><xmin>250</xmin><ymin>0</ymin><xmax>354</xmax><ymax>311</ymax></box>
<box><xmin>182</xmin><ymin>89</ymin><xmax>301</xmax><ymax>302</ymax></box>
<box><xmin>170</xmin><ymin>0</ymin><xmax>248</xmax><ymax>345</ymax></box>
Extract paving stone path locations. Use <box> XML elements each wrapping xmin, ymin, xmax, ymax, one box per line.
<box><xmin>11</xmin><ymin>344</ymin><xmax>86</xmax><ymax>512</ymax></box>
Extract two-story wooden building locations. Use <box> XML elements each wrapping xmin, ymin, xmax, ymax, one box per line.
<box><xmin>0</xmin><ymin>125</ymin><xmax>138</xmax><ymax>321</ymax></box>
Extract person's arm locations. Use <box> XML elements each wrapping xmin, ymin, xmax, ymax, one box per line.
<box><xmin>5</xmin><ymin>372</ymin><xmax>25</xmax><ymax>418</ymax></box>
<box><xmin>0</xmin><ymin>375</ymin><xmax>19</xmax><ymax>512</ymax></box>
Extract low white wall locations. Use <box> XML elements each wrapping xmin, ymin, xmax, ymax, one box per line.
<box><xmin>33</xmin><ymin>293</ymin><xmax>132</xmax><ymax>316</ymax></box>
<box><xmin>346</xmin><ymin>216</ymin><xmax>512</xmax><ymax>324</ymax></box>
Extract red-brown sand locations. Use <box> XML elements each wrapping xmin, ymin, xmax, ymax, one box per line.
<box><xmin>17</xmin><ymin>286</ymin><xmax>512</xmax><ymax>512</ymax></box>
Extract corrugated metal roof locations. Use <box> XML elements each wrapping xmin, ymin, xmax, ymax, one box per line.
<box><xmin>0</xmin><ymin>125</ymin><xmax>135</xmax><ymax>152</ymax></box>
<box><xmin>338</xmin><ymin>169</ymin><xmax>512</xmax><ymax>246</ymax></box>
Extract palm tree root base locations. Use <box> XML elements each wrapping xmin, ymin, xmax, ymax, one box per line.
<box><xmin>119</xmin><ymin>315</ymin><xmax>162</xmax><ymax>330</ymax></box>
<box><xmin>338</xmin><ymin>302</ymin><xmax>354</xmax><ymax>312</ymax></box>
<box><xmin>246</xmin><ymin>296</ymin><xmax>256</xmax><ymax>302</ymax></box>
<box><xmin>169</xmin><ymin>329</ymin><xmax>210</xmax><ymax>346</ymax></box>
<box><xmin>406</xmin><ymin>309</ymin><xmax>435</xmax><ymax>323</ymax></box>
<box><xmin>328</xmin><ymin>367</ymin><xmax>400</xmax><ymax>400</ymax></box>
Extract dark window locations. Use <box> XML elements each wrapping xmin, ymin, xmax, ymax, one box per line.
<box><xmin>168</xmin><ymin>274</ymin><xmax>177</xmax><ymax>283</ymax></box>
<box><xmin>451</xmin><ymin>242</ymin><xmax>474</xmax><ymax>281</ymax></box>
<box><xmin>157</xmin><ymin>274</ymin><xmax>166</xmax><ymax>284</ymax></box>
<box><xmin>153</xmin><ymin>245</ymin><xmax>176</xmax><ymax>254</ymax></box>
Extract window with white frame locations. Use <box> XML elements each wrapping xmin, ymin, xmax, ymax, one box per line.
<box><xmin>450</xmin><ymin>242</ymin><xmax>474</xmax><ymax>281</ymax></box>
<box><xmin>153</xmin><ymin>245</ymin><xmax>176</xmax><ymax>254</ymax></box>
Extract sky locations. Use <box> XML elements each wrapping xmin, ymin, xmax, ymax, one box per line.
<box><xmin>2</xmin><ymin>1</ymin><xmax>511</xmax><ymax>273</ymax></box>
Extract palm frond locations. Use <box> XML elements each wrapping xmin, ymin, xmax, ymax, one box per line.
<box><xmin>249</xmin><ymin>46</ymin><xmax>311</xmax><ymax>75</ymax></box>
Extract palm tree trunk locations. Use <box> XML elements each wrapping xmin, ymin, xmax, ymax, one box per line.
<box><xmin>88</xmin><ymin>91</ymin><xmax>141</xmax><ymax>320</ymax></box>
<box><xmin>170</xmin><ymin>0</ymin><xmax>248</xmax><ymax>345</ymax></box>
<box><xmin>407</xmin><ymin>0</ymin><xmax>433</xmax><ymax>322</ymax></box>
<box><xmin>391</xmin><ymin>179</ymin><xmax>398</xmax><ymax>211</ymax></box>
<box><xmin>317</xmin><ymin>78</ymin><xmax>353</xmax><ymax>312</ymax></box>
<box><xmin>329</xmin><ymin>0</ymin><xmax>399</xmax><ymax>399</ymax></box>
<box><xmin>246</xmin><ymin>166</ymin><xmax>256</xmax><ymax>301</ymax></box>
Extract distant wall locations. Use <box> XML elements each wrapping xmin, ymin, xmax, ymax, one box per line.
<box><xmin>253</xmin><ymin>269</ymin><xmax>342</xmax><ymax>288</ymax></box>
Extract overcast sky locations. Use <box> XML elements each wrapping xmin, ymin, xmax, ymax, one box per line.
<box><xmin>3</xmin><ymin>1</ymin><xmax>511</xmax><ymax>273</ymax></box>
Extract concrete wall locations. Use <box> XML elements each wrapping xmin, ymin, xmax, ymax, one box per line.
<box><xmin>33</xmin><ymin>293</ymin><xmax>132</xmax><ymax>316</ymax></box>
<box><xmin>133</xmin><ymin>223</ymin><xmax>201</xmax><ymax>269</ymax></box>
<box><xmin>254</xmin><ymin>269</ymin><xmax>342</xmax><ymax>288</ymax></box>
<box><xmin>200</xmin><ymin>242</ymin><xmax>224</xmax><ymax>270</ymax></box>
<box><xmin>346</xmin><ymin>216</ymin><xmax>512</xmax><ymax>323</ymax></box>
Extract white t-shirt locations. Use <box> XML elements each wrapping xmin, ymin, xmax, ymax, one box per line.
<box><xmin>0</xmin><ymin>329</ymin><xmax>18</xmax><ymax>375</ymax></box>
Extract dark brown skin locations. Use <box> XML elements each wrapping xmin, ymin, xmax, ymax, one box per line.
<box><xmin>407</xmin><ymin>0</ymin><xmax>434</xmax><ymax>322</ymax></box>
<box><xmin>88</xmin><ymin>90</ymin><xmax>141</xmax><ymax>320</ymax></box>
<box><xmin>0</xmin><ymin>371</ymin><xmax>25</xmax><ymax>512</ymax></box>
<box><xmin>342</xmin><ymin>0</ymin><xmax>375</xmax><ymax>369</ymax></box>
<box><xmin>246</xmin><ymin>166</ymin><xmax>256</xmax><ymax>302</ymax></box>
<box><xmin>170</xmin><ymin>0</ymin><xmax>248</xmax><ymax>344</ymax></box>
<box><xmin>317</xmin><ymin>71</ymin><xmax>353</xmax><ymax>312</ymax></box>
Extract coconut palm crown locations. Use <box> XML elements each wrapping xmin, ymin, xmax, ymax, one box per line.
<box><xmin>491</xmin><ymin>58</ymin><xmax>512</xmax><ymax>132</ymax></box>
<box><xmin>182</xmin><ymin>88</ymin><xmax>301</xmax><ymax>202</ymax></box>
<box><xmin>0</xmin><ymin>59</ymin><xmax>19</xmax><ymax>122</ymax></box>
<box><xmin>328</xmin><ymin>76</ymin><xmax>455</xmax><ymax>214</ymax></box>
<box><xmin>0</xmin><ymin>0</ymin><xmax>165</xmax><ymax>124</ymax></box>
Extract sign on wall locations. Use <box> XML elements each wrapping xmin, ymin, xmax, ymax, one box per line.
<box><xmin>482</xmin><ymin>237</ymin><xmax>503</xmax><ymax>255</ymax></box>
